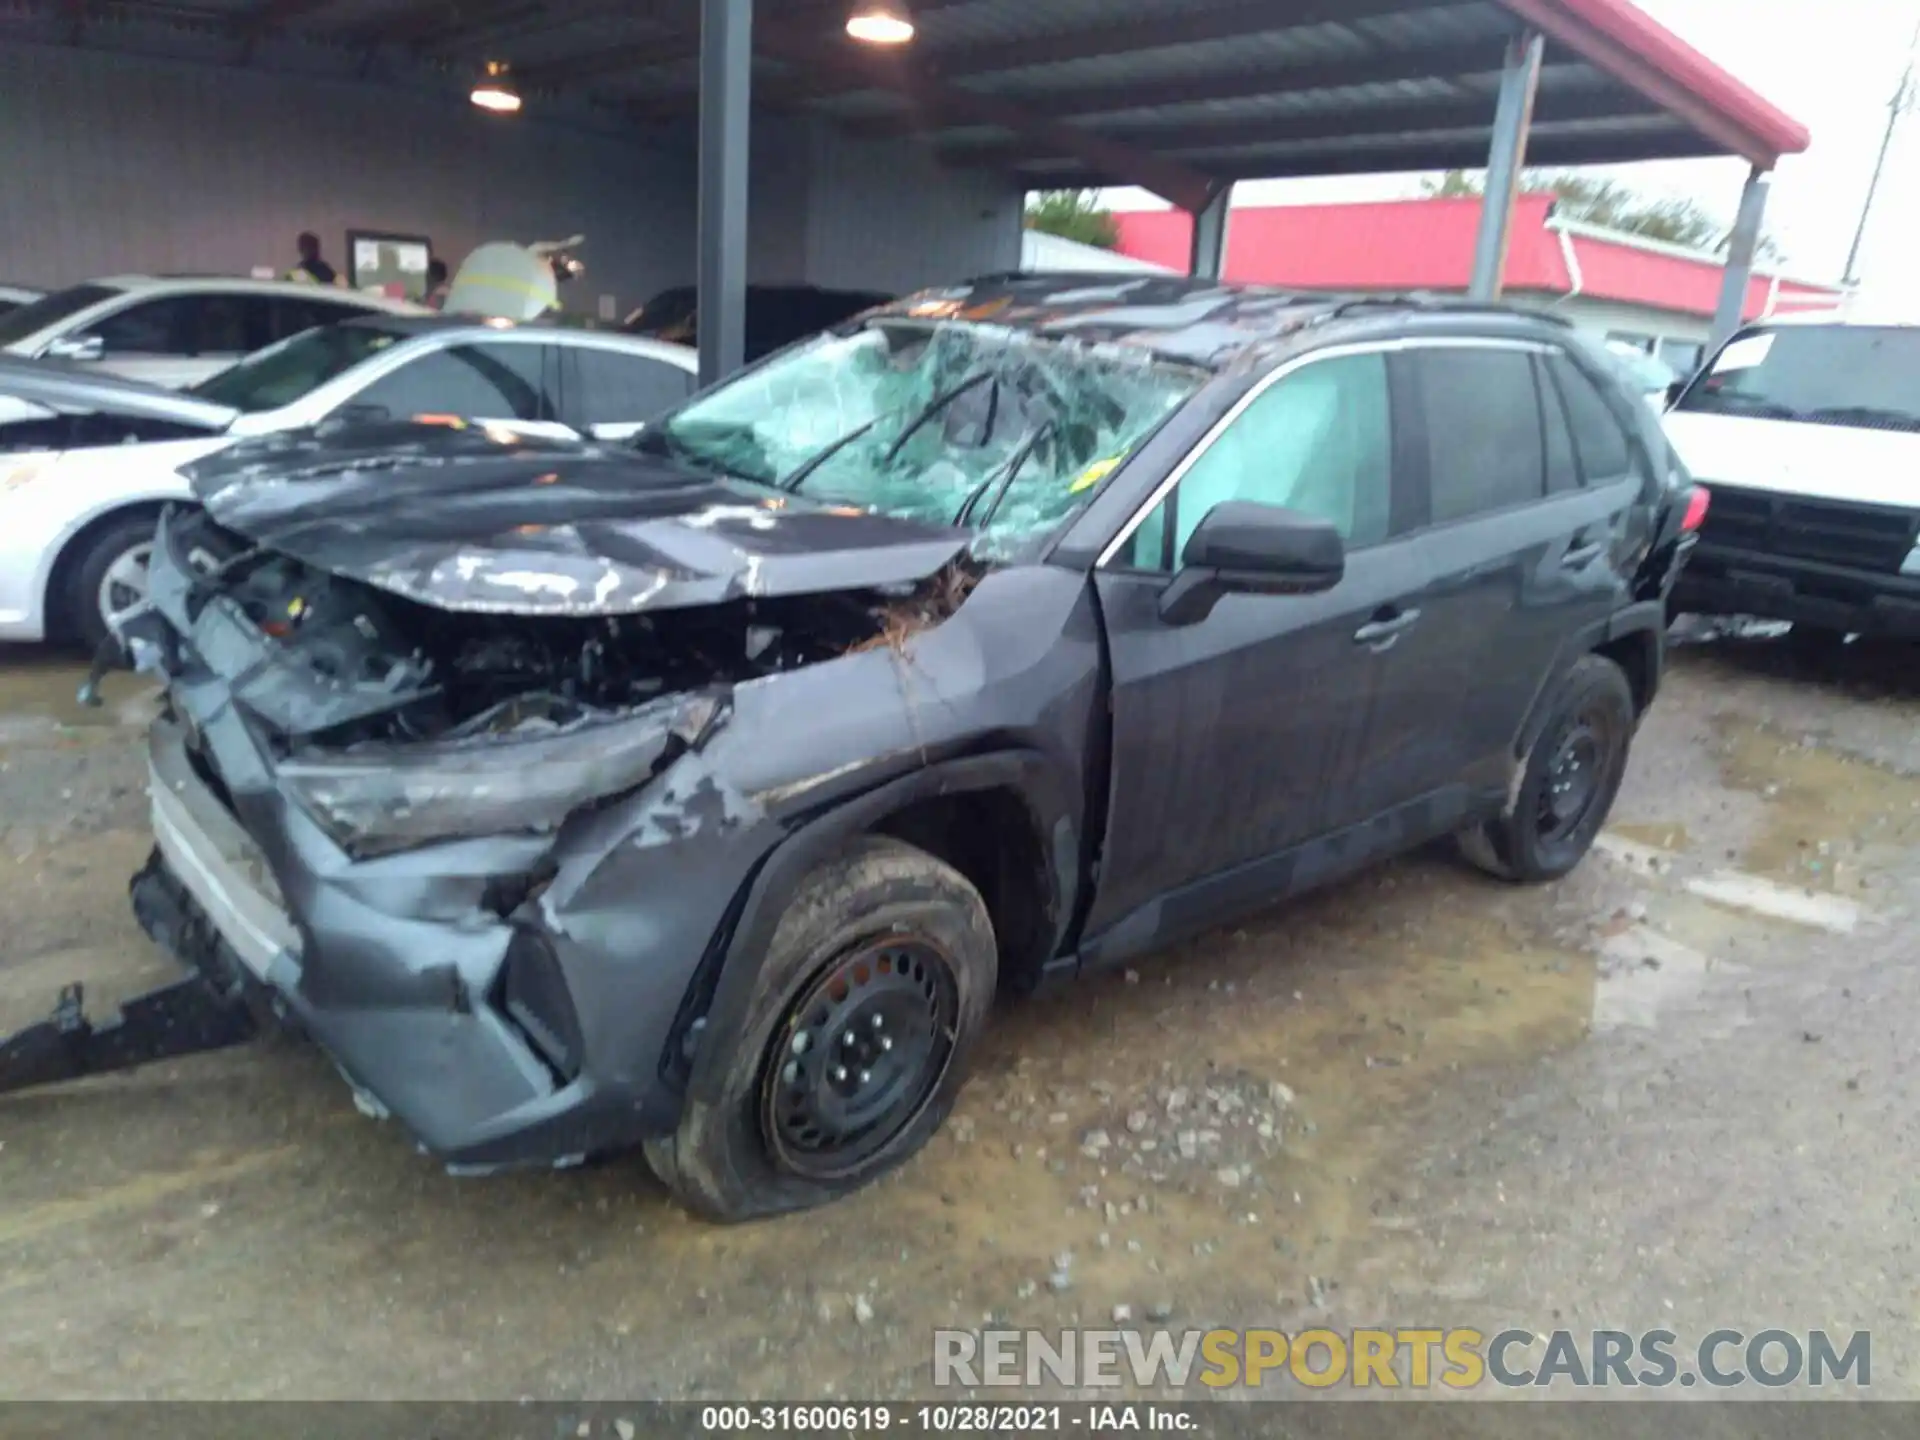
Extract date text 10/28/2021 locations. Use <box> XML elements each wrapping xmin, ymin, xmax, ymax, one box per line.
<box><xmin>699</xmin><ymin>1404</ymin><xmax>1197</xmax><ymax>1432</ymax></box>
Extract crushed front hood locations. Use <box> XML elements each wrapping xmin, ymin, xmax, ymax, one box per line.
<box><xmin>181</xmin><ymin>423</ymin><xmax>971</xmax><ymax>615</ymax></box>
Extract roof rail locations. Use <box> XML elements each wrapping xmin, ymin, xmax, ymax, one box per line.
<box><xmin>1321</xmin><ymin>293</ymin><xmax>1575</xmax><ymax>327</ymax></box>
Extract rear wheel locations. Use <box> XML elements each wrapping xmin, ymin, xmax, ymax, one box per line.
<box><xmin>645</xmin><ymin>837</ymin><xmax>996</xmax><ymax>1221</ymax></box>
<box><xmin>62</xmin><ymin>513</ymin><xmax>157</xmax><ymax>652</ymax></box>
<box><xmin>1459</xmin><ymin>654</ymin><xmax>1635</xmax><ymax>883</ymax></box>
<box><xmin>1786</xmin><ymin>622</ymin><xmax>1847</xmax><ymax>654</ymax></box>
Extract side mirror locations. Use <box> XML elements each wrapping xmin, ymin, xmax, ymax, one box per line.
<box><xmin>45</xmin><ymin>333</ymin><xmax>104</xmax><ymax>363</ymax></box>
<box><xmin>589</xmin><ymin>420</ymin><xmax>647</xmax><ymax>442</ymax></box>
<box><xmin>1157</xmin><ymin>500</ymin><xmax>1346</xmax><ymax>627</ymax></box>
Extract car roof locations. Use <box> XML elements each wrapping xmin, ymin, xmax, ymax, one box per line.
<box><xmin>870</xmin><ymin>273</ymin><xmax>1573</xmax><ymax>371</ymax></box>
<box><xmin>337</xmin><ymin>313</ymin><xmax>698</xmax><ymax>368</ymax></box>
<box><xmin>87</xmin><ymin>275</ymin><xmax>423</xmax><ymax>312</ymax></box>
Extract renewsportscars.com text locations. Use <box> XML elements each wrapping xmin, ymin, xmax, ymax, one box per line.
<box><xmin>932</xmin><ymin>1327</ymin><xmax>1871</xmax><ymax>1391</ymax></box>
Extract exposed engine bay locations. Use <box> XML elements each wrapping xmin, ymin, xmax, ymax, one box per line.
<box><xmin>175</xmin><ymin>517</ymin><xmax>971</xmax><ymax>751</ymax></box>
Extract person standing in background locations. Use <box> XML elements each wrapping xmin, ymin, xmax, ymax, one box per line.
<box><xmin>288</xmin><ymin>232</ymin><xmax>338</xmax><ymax>286</ymax></box>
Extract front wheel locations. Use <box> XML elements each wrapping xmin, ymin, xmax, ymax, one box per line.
<box><xmin>62</xmin><ymin>514</ymin><xmax>157</xmax><ymax>653</ymax></box>
<box><xmin>645</xmin><ymin>837</ymin><xmax>997</xmax><ymax>1221</ymax></box>
<box><xmin>1458</xmin><ymin>654</ymin><xmax>1636</xmax><ymax>883</ymax></box>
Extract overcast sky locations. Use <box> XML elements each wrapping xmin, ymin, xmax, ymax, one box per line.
<box><xmin>1102</xmin><ymin>0</ymin><xmax>1920</xmax><ymax>299</ymax></box>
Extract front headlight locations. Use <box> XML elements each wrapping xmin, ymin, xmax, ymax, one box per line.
<box><xmin>0</xmin><ymin>458</ymin><xmax>50</xmax><ymax>495</ymax></box>
<box><xmin>278</xmin><ymin>692</ymin><xmax>719</xmax><ymax>856</ymax></box>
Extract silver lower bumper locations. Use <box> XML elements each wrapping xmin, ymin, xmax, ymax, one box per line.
<box><xmin>148</xmin><ymin>719</ymin><xmax>301</xmax><ymax>983</ymax></box>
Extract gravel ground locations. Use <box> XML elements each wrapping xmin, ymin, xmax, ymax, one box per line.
<box><xmin>0</xmin><ymin>631</ymin><xmax>1914</xmax><ymax>1403</ymax></box>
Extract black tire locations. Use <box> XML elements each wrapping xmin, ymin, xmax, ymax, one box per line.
<box><xmin>62</xmin><ymin>513</ymin><xmax>157</xmax><ymax>652</ymax></box>
<box><xmin>644</xmin><ymin>836</ymin><xmax>996</xmax><ymax>1221</ymax></box>
<box><xmin>1458</xmin><ymin>654</ymin><xmax>1635</xmax><ymax>884</ymax></box>
<box><xmin>1786</xmin><ymin>622</ymin><xmax>1846</xmax><ymax>654</ymax></box>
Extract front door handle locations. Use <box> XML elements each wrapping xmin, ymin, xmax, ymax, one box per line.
<box><xmin>1354</xmin><ymin>607</ymin><xmax>1421</xmax><ymax>648</ymax></box>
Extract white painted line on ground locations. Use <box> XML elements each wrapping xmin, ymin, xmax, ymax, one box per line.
<box><xmin>1683</xmin><ymin>871</ymin><xmax>1863</xmax><ymax>935</ymax></box>
<box><xmin>1592</xmin><ymin>833</ymin><xmax>1678</xmax><ymax>872</ymax></box>
<box><xmin>1594</xmin><ymin>924</ymin><xmax>1714</xmax><ymax>1031</ymax></box>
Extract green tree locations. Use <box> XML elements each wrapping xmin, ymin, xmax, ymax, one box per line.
<box><xmin>1423</xmin><ymin>169</ymin><xmax>1781</xmax><ymax>260</ymax></box>
<box><xmin>1024</xmin><ymin>190</ymin><xmax>1120</xmax><ymax>250</ymax></box>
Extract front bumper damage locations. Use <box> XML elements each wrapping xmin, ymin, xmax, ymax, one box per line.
<box><xmin>2</xmin><ymin>509</ymin><xmax>783</xmax><ymax>1171</ymax></box>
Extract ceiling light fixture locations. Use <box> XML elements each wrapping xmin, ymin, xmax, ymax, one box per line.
<box><xmin>846</xmin><ymin>0</ymin><xmax>914</xmax><ymax>45</ymax></box>
<box><xmin>471</xmin><ymin>61</ymin><xmax>522</xmax><ymax>113</ymax></box>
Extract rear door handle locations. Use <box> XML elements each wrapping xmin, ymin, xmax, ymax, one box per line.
<box><xmin>1354</xmin><ymin>608</ymin><xmax>1421</xmax><ymax>647</ymax></box>
<box><xmin>1562</xmin><ymin>537</ymin><xmax>1605</xmax><ymax>568</ymax></box>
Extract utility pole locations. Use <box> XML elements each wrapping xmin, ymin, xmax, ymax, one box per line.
<box><xmin>1843</xmin><ymin>16</ymin><xmax>1920</xmax><ymax>287</ymax></box>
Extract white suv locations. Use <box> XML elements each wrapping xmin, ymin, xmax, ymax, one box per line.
<box><xmin>0</xmin><ymin>276</ymin><xmax>422</xmax><ymax>389</ymax></box>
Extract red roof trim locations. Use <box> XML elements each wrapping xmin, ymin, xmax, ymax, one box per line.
<box><xmin>1497</xmin><ymin>0</ymin><xmax>1811</xmax><ymax>167</ymax></box>
<box><xmin>1111</xmin><ymin>200</ymin><xmax>1844</xmax><ymax>322</ymax></box>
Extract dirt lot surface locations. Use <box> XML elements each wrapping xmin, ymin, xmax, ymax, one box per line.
<box><xmin>1</xmin><ymin>631</ymin><xmax>1916</xmax><ymax>1402</ymax></box>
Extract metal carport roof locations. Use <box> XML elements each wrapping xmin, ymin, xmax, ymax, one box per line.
<box><xmin>7</xmin><ymin>0</ymin><xmax>1811</xmax><ymax>376</ymax></box>
<box><xmin>24</xmin><ymin>0</ymin><xmax>1809</xmax><ymax>213</ymax></box>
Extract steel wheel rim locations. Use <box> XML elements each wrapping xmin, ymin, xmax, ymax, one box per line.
<box><xmin>96</xmin><ymin>540</ymin><xmax>153</xmax><ymax>634</ymax></box>
<box><xmin>760</xmin><ymin>936</ymin><xmax>960</xmax><ymax>1181</ymax></box>
<box><xmin>1536</xmin><ymin>709</ymin><xmax>1611</xmax><ymax>845</ymax></box>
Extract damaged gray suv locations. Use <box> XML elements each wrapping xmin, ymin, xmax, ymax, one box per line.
<box><xmin>2</xmin><ymin>276</ymin><xmax>1707</xmax><ymax>1220</ymax></box>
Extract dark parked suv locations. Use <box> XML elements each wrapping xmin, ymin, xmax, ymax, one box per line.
<box><xmin>2</xmin><ymin>276</ymin><xmax>1704</xmax><ymax>1220</ymax></box>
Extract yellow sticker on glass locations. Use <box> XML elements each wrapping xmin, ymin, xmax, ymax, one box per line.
<box><xmin>1069</xmin><ymin>456</ymin><xmax>1122</xmax><ymax>494</ymax></box>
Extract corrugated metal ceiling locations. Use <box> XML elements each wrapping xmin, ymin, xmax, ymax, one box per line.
<box><xmin>4</xmin><ymin>0</ymin><xmax>1784</xmax><ymax>195</ymax></box>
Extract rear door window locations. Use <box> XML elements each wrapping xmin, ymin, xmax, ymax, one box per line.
<box><xmin>351</xmin><ymin>342</ymin><xmax>553</xmax><ymax>422</ymax></box>
<box><xmin>567</xmin><ymin>348</ymin><xmax>694</xmax><ymax>427</ymax></box>
<box><xmin>1412</xmin><ymin>348</ymin><xmax>1544</xmax><ymax>524</ymax></box>
<box><xmin>271</xmin><ymin>297</ymin><xmax>365</xmax><ymax>343</ymax></box>
<box><xmin>1548</xmin><ymin>354</ymin><xmax>1636</xmax><ymax>483</ymax></box>
<box><xmin>197</xmin><ymin>294</ymin><xmax>259</xmax><ymax>355</ymax></box>
<box><xmin>1535</xmin><ymin>355</ymin><xmax>1581</xmax><ymax>494</ymax></box>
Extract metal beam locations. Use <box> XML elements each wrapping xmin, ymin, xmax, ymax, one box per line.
<box><xmin>1024</xmin><ymin>125</ymin><xmax>1719</xmax><ymax>188</ymax></box>
<box><xmin>841</xmin><ymin>42</ymin><xmax>1524</xmax><ymax>135</ymax></box>
<box><xmin>1496</xmin><ymin>0</ymin><xmax>1774</xmax><ymax>167</ymax></box>
<box><xmin>697</xmin><ymin>0</ymin><xmax>752</xmax><ymax>386</ymax></box>
<box><xmin>1710</xmin><ymin>166</ymin><xmax>1769</xmax><ymax>350</ymax></box>
<box><xmin>751</xmin><ymin>23</ymin><xmax>1219</xmax><ymax>212</ymax></box>
<box><xmin>1468</xmin><ymin>30</ymin><xmax>1544</xmax><ymax>301</ymax></box>
<box><xmin>1189</xmin><ymin>186</ymin><xmax>1233</xmax><ymax>281</ymax></box>
<box><xmin>937</xmin><ymin>88</ymin><xmax>1653</xmax><ymax>168</ymax></box>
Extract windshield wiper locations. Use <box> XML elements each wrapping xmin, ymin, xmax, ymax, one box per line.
<box><xmin>880</xmin><ymin>372</ymin><xmax>996</xmax><ymax>465</ymax></box>
<box><xmin>1684</xmin><ymin>394</ymin><xmax>1799</xmax><ymax>421</ymax></box>
<box><xmin>777</xmin><ymin>370</ymin><xmax>1000</xmax><ymax>493</ymax></box>
<box><xmin>776</xmin><ymin>416</ymin><xmax>884</xmax><ymax>493</ymax></box>
<box><xmin>1801</xmin><ymin>405</ymin><xmax>1920</xmax><ymax>431</ymax></box>
<box><xmin>953</xmin><ymin>420</ymin><xmax>1056</xmax><ymax>529</ymax></box>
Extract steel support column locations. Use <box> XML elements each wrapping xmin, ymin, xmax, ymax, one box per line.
<box><xmin>697</xmin><ymin>0</ymin><xmax>752</xmax><ymax>387</ymax></box>
<box><xmin>1467</xmin><ymin>30</ymin><xmax>1544</xmax><ymax>301</ymax></box>
<box><xmin>1189</xmin><ymin>184</ymin><xmax>1234</xmax><ymax>280</ymax></box>
<box><xmin>1710</xmin><ymin>166</ymin><xmax>1771</xmax><ymax>351</ymax></box>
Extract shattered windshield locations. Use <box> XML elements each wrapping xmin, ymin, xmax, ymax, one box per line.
<box><xmin>641</xmin><ymin>320</ymin><xmax>1205</xmax><ymax>551</ymax></box>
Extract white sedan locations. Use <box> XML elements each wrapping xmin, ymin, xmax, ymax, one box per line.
<box><xmin>0</xmin><ymin>316</ymin><xmax>698</xmax><ymax>649</ymax></box>
<box><xmin>0</xmin><ymin>276</ymin><xmax>421</xmax><ymax>389</ymax></box>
